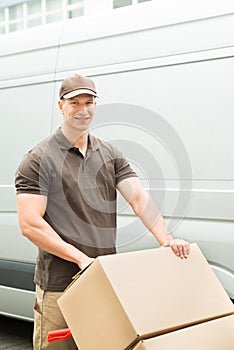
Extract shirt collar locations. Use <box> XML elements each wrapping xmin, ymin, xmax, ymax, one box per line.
<box><xmin>54</xmin><ymin>127</ymin><xmax>101</xmax><ymax>152</ymax></box>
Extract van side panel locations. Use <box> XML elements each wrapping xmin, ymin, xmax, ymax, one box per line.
<box><xmin>0</xmin><ymin>1</ymin><xmax>233</xmax><ymax>320</ymax></box>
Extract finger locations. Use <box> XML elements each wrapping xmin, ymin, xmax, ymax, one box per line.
<box><xmin>173</xmin><ymin>240</ymin><xmax>189</xmax><ymax>259</ymax></box>
<box><xmin>180</xmin><ymin>241</ymin><xmax>190</xmax><ymax>259</ymax></box>
<box><xmin>177</xmin><ymin>242</ymin><xmax>185</xmax><ymax>259</ymax></box>
<box><xmin>169</xmin><ymin>240</ymin><xmax>180</xmax><ymax>257</ymax></box>
<box><xmin>184</xmin><ymin>242</ymin><xmax>190</xmax><ymax>257</ymax></box>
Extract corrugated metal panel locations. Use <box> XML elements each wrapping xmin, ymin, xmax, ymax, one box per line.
<box><xmin>0</xmin><ymin>0</ymin><xmax>28</xmax><ymax>9</ymax></box>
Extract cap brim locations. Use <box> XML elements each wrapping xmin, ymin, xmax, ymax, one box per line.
<box><xmin>62</xmin><ymin>89</ymin><xmax>98</xmax><ymax>99</ymax></box>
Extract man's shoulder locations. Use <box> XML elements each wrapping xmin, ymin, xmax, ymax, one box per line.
<box><xmin>27</xmin><ymin>130</ymin><xmax>60</xmax><ymax>158</ymax></box>
<box><xmin>89</xmin><ymin>134</ymin><xmax>119</xmax><ymax>155</ymax></box>
<box><xmin>18</xmin><ymin>131</ymin><xmax>60</xmax><ymax>171</ymax></box>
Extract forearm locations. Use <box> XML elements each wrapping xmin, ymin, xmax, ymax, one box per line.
<box><xmin>132</xmin><ymin>194</ymin><xmax>189</xmax><ymax>258</ymax></box>
<box><xmin>118</xmin><ymin>177</ymin><xmax>189</xmax><ymax>258</ymax></box>
<box><xmin>132</xmin><ymin>192</ymin><xmax>172</xmax><ymax>246</ymax></box>
<box><xmin>148</xmin><ymin>214</ymin><xmax>173</xmax><ymax>246</ymax></box>
<box><xmin>20</xmin><ymin>217</ymin><xmax>91</xmax><ymax>269</ymax></box>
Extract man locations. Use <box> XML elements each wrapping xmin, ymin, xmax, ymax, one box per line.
<box><xmin>15</xmin><ymin>74</ymin><xmax>190</xmax><ymax>350</ymax></box>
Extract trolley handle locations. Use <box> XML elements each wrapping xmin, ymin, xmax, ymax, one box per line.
<box><xmin>47</xmin><ymin>328</ymin><xmax>72</xmax><ymax>342</ymax></box>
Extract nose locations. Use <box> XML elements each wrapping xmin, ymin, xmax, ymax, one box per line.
<box><xmin>78</xmin><ymin>106</ymin><xmax>88</xmax><ymax>115</ymax></box>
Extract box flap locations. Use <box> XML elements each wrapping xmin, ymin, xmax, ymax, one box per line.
<box><xmin>98</xmin><ymin>243</ymin><xmax>234</xmax><ymax>336</ymax></box>
<box><xmin>58</xmin><ymin>259</ymin><xmax>137</xmax><ymax>350</ymax></box>
<box><xmin>132</xmin><ymin>314</ymin><xmax>234</xmax><ymax>349</ymax></box>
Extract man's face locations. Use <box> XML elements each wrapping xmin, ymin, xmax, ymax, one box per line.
<box><xmin>58</xmin><ymin>94</ymin><xmax>96</xmax><ymax>132</ymax></box>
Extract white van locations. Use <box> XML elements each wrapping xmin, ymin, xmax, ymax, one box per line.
<box><xmin>0</xmin><ymin>0</ymin><xmax>233</xmax><ymax>321</ymax></box>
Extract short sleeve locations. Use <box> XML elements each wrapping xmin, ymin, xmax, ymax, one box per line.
<box><xmin>15</xmin><ymin>151</ymin><xmax>50</xmax><ymax>196</ymax></box>
<box><xmin>113</xmin><ymin>147</ymin><xmax>138</xmax><ymax>185</ymax></box>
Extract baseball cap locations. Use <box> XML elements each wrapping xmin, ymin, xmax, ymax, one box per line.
<box><xmin>59</xmin><ymin>74</ymin><xmax>98</xmax><ymax>99</ymax></box>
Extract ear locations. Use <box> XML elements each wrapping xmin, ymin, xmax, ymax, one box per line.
<box><xmin>58</xmin><ymin>100</ymin><xmax>64</xmax><ymax>112</ymax></box>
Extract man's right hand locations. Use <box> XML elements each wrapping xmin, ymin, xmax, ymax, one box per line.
<box><xmin>78</xmin><ymin>256</ymin><xmax>95</xmax><ymax>270</ymax></box>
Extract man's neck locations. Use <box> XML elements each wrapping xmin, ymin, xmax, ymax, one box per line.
<box><xmin>61</xmin><ymin>124</ymin><xmax>89</xmax><ymax>154</ymax></box>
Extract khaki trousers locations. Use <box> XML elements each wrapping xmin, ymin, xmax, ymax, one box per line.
<box><xmin>33</xmin><ymin>284</ymin><xmax>77</xmax><ymax>350</ymax></box>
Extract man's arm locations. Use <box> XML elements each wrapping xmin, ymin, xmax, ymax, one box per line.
<box><xmin>117</xmin><ymin>177</ymin><xmax>190</xmax><ymax>259</ymax></box>
<box><xmin>16</xmin><ymin>193</ymin><xmax>94</xmax><ymax>269</ymax></box>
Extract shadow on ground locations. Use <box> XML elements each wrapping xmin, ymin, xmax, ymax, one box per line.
<box><xmin>0</xmin><ymin>315</ymin><xmax>33</xmax><ymax>350</ymax></box>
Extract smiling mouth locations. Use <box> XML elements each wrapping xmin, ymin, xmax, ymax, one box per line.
<box><xmin>74</xmin><ymin>117</ymin><xmax>90</xmax><ymax>121</ymax></box>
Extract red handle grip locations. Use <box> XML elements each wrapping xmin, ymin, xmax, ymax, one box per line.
<box><xmin>47</xmin><ymin>328</ymin><xmax>72</xmax><ymax>342</ymax></box>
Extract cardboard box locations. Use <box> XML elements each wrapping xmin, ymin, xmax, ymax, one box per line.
<box><xmin>58</xmin><ymin>244</ymin><xmax>234</xmax><ymax>350</ymax></box>
<box><xmin>133</xmin><ymin>314</ymin><xmax>234</xmax><ymax>350</ymax></box>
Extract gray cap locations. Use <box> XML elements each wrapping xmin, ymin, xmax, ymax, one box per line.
<box><xmin>59</xmin><ymin>74</ymin><xmax>98</xmax><ymax>99</ymax></box>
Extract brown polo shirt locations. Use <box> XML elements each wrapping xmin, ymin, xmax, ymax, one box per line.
<box><xmin>15</xmin><ymin>128</ymin><xmax>137</xmax><ymax>291</ymax></box>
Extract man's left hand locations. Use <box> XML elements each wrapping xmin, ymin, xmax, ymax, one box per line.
<box><xmin>163</xmin><ymin>239</ymin><xmax>190</xmax><ymax>259</ymax></box>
